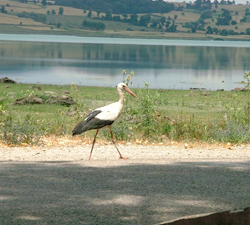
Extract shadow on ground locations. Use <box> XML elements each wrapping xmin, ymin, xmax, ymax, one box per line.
<box><xmin>0</xmin><ymin>160</ymin><xmax>249</xmax><ymax>225</ymax></box>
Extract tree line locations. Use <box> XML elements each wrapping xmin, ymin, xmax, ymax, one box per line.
<box><xmin>54</xmin><ymin>0</ymin><xmax>175</xmax><ymax>14</ymax></box>
<box><xmin>4</xmin><ymin>0</ymin><xmax>250</xmax><ymax>35</ymax></box>
<box><xmin>182</xmin><ymin>7</ymin><xmax>250</xmax><ymax>35</ymax></box>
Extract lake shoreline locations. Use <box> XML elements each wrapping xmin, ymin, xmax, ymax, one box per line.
<box><xmin>1</xmin><ymin>33</ymin><xmax>250</xmax><ymax>47</ymax></box>
<box><xmin>0</xmin><ymin>78</ymin><xmax>246</xmax><ymax>93</ymax></box>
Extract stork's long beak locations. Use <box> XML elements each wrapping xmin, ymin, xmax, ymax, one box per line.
<box><xmin>124</xmin><ymin>86</ymin><xmax>139</xmax><ymax>99</ymax></box>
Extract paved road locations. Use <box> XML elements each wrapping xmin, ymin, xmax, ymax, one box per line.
<box><xmin>0</xmin><ymin>156</ymin><xmax>249</xmax><ymax>225</ymax></box>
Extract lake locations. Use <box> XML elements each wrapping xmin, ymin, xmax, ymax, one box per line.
<box><xmin>0</xmin><ymin>34</ymin><xmax>250</xmax><ymax>91</ymax></box>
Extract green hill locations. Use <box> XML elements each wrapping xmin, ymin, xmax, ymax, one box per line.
<box><xmin>0</xmin><ymin>0</ymin><xmax>249</xmax><ymax>40</ymax></box>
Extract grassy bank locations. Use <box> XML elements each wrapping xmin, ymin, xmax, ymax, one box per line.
<box><xmin>1</xmin><ymin>80</ymin><xmax>250</xmax><ymax>146</ymax></box>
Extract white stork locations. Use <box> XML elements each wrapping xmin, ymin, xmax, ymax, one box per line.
<box><xmin>72</xmin><ymin>83</ymin><xmax>138</xmax><ymax>160</ymax></box>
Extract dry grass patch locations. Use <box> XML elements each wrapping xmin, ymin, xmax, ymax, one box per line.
<box><xmin>1</xmin><ymin>0</ymin><xmax>85</xmax><ymax>16</ymax></box>
<box><xmin>0</xmin><ymin>13</ymin><xmax>44</xmax><ymax>26</ymax></box>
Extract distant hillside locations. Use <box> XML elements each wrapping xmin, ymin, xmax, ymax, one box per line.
<box><xmin>0</xmin><ymin>0</ymin><xmax>249</xmax><ymax>40</ymax></box>
<box><xmin>54</xmin><ymin>0</ymin><xmax>175</xmax><ymax>14</ymax></box>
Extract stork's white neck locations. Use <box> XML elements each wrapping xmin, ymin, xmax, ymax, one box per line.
<box><xmin>118</xmin><ymin>88</ymin><xmax>125</xmax><ymax>105</ymax></box>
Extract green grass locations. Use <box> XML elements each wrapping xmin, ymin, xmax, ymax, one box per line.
<box><xmin>1</xmin><ymin>82</ymin><xmax>250</xmax><ymax>145</ymax></box>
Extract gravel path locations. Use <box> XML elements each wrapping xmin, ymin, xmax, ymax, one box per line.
<box><xmin>0</xmin><ymin>143</ymin><xmax>250</xmax><ymax>224</ymax></box>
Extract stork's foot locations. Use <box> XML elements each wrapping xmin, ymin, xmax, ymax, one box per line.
<box><xmin>120</xmin><ymin>156</ymin><xmax>128</xmax><ymax>160</ymax></box>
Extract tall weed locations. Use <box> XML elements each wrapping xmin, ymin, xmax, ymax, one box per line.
<box><xmin>136</xmin><ymin>82</ymin><xmax>160</xmax><ymax>138</ymax></box>
<box><xmin>0</xmin><ymin>114</ymin><xmax>44</xmax><ymax>145</ymax></box>
<box><xmin>213</xmin><ymin>71</ymin><xmax>250</xmax><ymax>143</ymax></box>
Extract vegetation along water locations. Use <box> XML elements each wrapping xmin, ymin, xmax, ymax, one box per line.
<box><xmin>1</xmin><ymin>72</ymin><xmax>250</xmax><ymax>145</ymax></box>
<box><xmin>0</xmin><ymin>0</ymin><xmax>250</xmax><ymax>145</ymax></box>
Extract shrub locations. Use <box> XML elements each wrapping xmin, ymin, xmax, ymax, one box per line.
<box><xmin>137</xmin><ymin>83</ymin><xmax>159</xmax><ymax>138</ymax></box>
<box><xmin>0</xmin><ymin>114</ymin><xmax>44</xmax><ymax>145</ymax></box>
<box><xmin>210</xmin><ymin>121</ymin><xmax>250</xmax><ymax>143</ymax></box>
<box><xmin>82</xmin><ymin>20</ymin><xmax>105</xmax><ymax>30</ymax></box>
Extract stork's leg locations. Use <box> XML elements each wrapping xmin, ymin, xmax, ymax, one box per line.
<box><xmin>109</xmin><ymin>128</ymin><xmax>128</xmax><ymax>159</ymax></box>
<box><xmin>89</xmin><ymin>129</ymin><xmax>99</xmax><ymax>160</ymax></box>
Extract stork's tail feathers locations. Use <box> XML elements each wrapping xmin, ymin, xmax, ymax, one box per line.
<box><xmin>72</xmin><ymin>110</ymin><xmax>102</xmax><ymax>136</ymax></box>
<box><xmin>72</xmin><ymin>120</ymin><xmax>88</xmax><ymax>136</ymax></box>
<box><xmin>72</xmin><ymin>113</ymin><xmax>115</xmax><ymax>136</ymax></box>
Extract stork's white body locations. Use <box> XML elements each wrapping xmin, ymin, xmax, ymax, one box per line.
<box><xmin>94</xmin><ymin>101</ymin><xmax>123</xmax><ymax>123</ymax></box>
<box><xmin>72</xmin><ymin>83</ymin><xmax>138</xmax><ymax>160</ymax></box>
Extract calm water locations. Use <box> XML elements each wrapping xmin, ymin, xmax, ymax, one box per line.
<box><xmin>0</xmin><ymin>34</ymin><xmax>250</xmax><ymax>90</ymax></box>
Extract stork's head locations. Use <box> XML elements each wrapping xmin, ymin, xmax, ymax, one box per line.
<box><xmin>117</xmin><ymin>83</ymin><xmax>138</xmax><ymax>99</ymax></box>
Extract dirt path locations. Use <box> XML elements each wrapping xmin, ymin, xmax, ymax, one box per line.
<box><xmin>0</xmin><ymin>142</ymin><xmax>250</xmax><ymax>224</ymax></box>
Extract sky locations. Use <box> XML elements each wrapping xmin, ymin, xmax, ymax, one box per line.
<box><xmin>167</xmin><ymin>0</ymin><xmax>248</xmax><ymax>4</ymax></box>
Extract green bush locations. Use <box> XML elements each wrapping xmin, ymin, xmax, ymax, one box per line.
<box><xmin>82</xmin><ymin>20</ymin><xmax>105</xmax><ymax>30</ymax></box>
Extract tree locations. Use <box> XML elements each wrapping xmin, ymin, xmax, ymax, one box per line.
<box><xmin>54</xmin><ymin>0</ymin><xmax>175</xmax><ymax>14</ymax></box>
<box><xmin>113</xmin><ymin>15</ymin><xmax>121</xmax><ymax>21</ymax></box>
<box><xmin>206</xmin><ymin>26</ymin><xmax>213</xmax><ymax>34</ymax></box>
<box><xmin>216</xmin><ymin>9</ymin><xmax>232</xmax><ymax>25</ymax></box>
<box><xmin>105</xmin><ymin>10</ymin><xmax>112</xmax><ymax>20</ymax></box>
<box><xmin>165</xmin><ymin>21</ymin><xmax>171</xmax><ymax>28</ymax></box>
<box><xmin>221</xmin><ymin>8</ymin><xmax>232</xmax><ymax>21</ymax></box>
<box><xmin>175</xmin><ymin>4</ymin><xmax>184</xmax><ymax>11</ymax></box>
<box><xmin>231</xmin><ymin>20</ymin><xmax>237</xmax><ymax>25</ymax></box>
<box><xmin>160</xmin><ymin>16</ymin><xmax>166</xmax><ymax>26</ymax></box>
<box><xmin>246</xmin><ymin>28</ymin><xmax>250</xmax><ymax>35</ymax></box>
<box><xmin>41</xmin><ymin>0</ymin><xmax>46</xmax><ymax>6</ymax></box>
<box><xmin>122</xmin><ymin>14</ymin><xmax>128</xmax><ymax>21</ymax></box>
<box><xmin>82</xmin><ymin>20</ymin><xmax>105</xmax><ymax>30</ymax></box>
<box><xmin>200</xmin><ymin>10</ymin><xmax>212</xmax><ymax>19</ymax></box>
<box><xmin>1</xmin><ymin>6</ymin><xmax>7</xmax><ymax>13</ymax></box>
<box><xmin>240</xmin><ymin>17</ymin><xmax>247</xmax><ymax>23</ymax></box>
<box><xmin>220</xmin><ymin>29</ymin><xmax>228</xmax><ymax>36</ymax></box>
<box><xmin>51</xmin><ymin>9</ymin><xmax>56</xmax><ymax>15</ymax></box>
<box><xmin>194</xmin><ymin>0</ymin><xmax>202</xmax><ymax>9</ymax></box>
<box><xmin>87</xmin><ymin>10</ymin><xmax>92</xmax><ymax>18</ymax></box>
<box><xmin>130</xmin><ymin>14</ymin><xmax>138</xmax><ymax>25</ymax></box>
<box><xmin>139</xmin><ymin>14</ymin><xmax>151</xmax><ymax>27</ymax></box>
<box><xmin>214</xmin><ymin>0</ymin><xmax>219</xmax><ymax>5</ymax></box>
<box><xmin>245</xmin><ymin>8</ymin><xmax>250</xmax><ymax>16</ymax></box>
<box><xmin>166</xmin><ymin>21</ymin><xmax>177</xmax><ymax>32</ymax></box>
<box><xmin>59</xmin><ymin>7</ymin><xmax>64</xmax><ymax>15</ymax></box>
<box><xmin>213</xmin><ymin>27</ymin><xmax>218</xmax><ymax>34</ymax></box>
<box><xmin>191</xmin><ymin>27</ymin><xmax>197</xmax><ymax>33</ymax></box>
<box><xmin>150</xmin><ymin>19</ymin><xmax>158</xmax><ymax>28</ymax></box>
<box><xmin>97</xmin><ymin>10</ymin><xmax>100</xmax><ymax>18</ymax></box>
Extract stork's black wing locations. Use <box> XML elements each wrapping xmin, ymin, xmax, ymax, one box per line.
<box><xmin>72</xmin><ymin>110</ymin><xmax>114</xmax><ymax>135</ymax></box>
